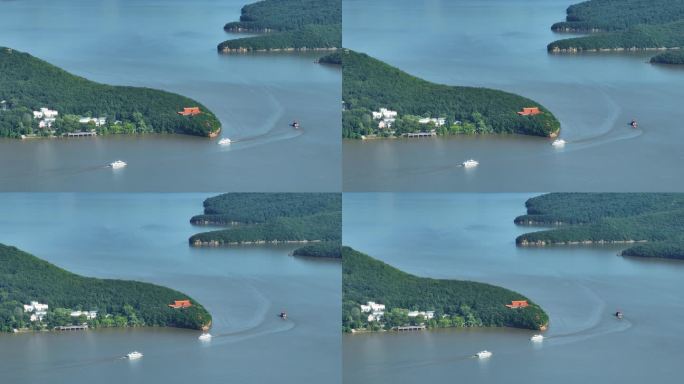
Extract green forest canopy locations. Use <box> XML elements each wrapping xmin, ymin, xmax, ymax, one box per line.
<box><xmin>650</xmin><ymin>50</ymin><xmax>684</xmax><ymax>64</ymax></box>
<box><xmin>218</xmin><ymin>0</ymin><xmax>341</xmax><ymax>52</ymax></box>
<box><xmin>342</xmin><ymin>247</ymin><xmax>548</xmax><ymax>332</ymax></box>
<box><xmin>515</xmin><ymin>193</ymin><xmax>684</xmax><ymax>260</ymax></box>
<box><xmin>336</xmin><ymin>50</ymin><xmax>560</xmax><ymax>139</ymax></box>
<box><xmin>189</xmin><ymin>193</ymin><xmax>341</xmax><ymax>251</ymax></box>
<box><xmin>0</xmin><ymin>244</ymin><xmax>211</xmax><ymax>332</ymax></box>
<box><xmin>548</xmin><ymin>0</ymin><xmax>684</xmax><ymax>60</ymax></box>
<box><xmin>0</xmin><ymin>47</ymin><xmax>221</xmax><ymax>138</ymax></box>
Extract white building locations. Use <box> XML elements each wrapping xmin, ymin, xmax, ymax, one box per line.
<box><xmin>372</xmin><ymin>108</ymin><xmax>398</xmax><ymax>129</ymax></box>
<box><xmin>70</xmin><ymin>310</ymin><xmax>98</xmax><ymax>320</ymax></box>
<box><xmin>407</xmin><ymin>310</ymin><xmax>435</xmax><ymax>320</ymax></box>
<box><xmin>24</xmin><ymin>301</ymin><xmax>49</xmax><ymax>322</ymax></box>
<box><xmin>33</xmin><ymin>107</ymin><xmax>58</xmax><ymax>119</ymax></box>
<box><xmin>360</xmin><ymin>301</ymin><xmax>386</xmax><ymax>313</ymax></box>
<box><xmin>418</xmin><ymin>117</ymin><xmax>446</xmax><ymax>127</ymax></box>
<box><xmin>78</xmin><ymin>117</ymin><xmax>106</xmax><ymax>127</ymax></box>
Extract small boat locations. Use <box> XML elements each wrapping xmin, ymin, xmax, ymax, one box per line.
<box><xmin>462</xmin><ymin>159</ymin><xmax>479</xmax><ymax>168</ymax></box>
<box><xmin>630</xmin><ymin>120</ymin><xmax>638</xmax><ymax>128</ymax></box>
<box><xmin>218</xmin><ymin>138</ymin><xmax>232</xmax><ymax>145</ymax></box>
<box><xmin>476</xmin><ymin>350</ymin><xmax>492</xmax><ymax>359</ymax></box>
<box><xmin>127</xmin><ymin>351</ymin><xmax>143</xmax><ymax>359</ymax></box>
<box><xmin>551</xmin><ymin>139</ymin><xmax>566</xmax><ymax>147</ymax></box>
<box><xmin>109</xmin><ymin>160</ymin><xmax>127</xmax><ymax>169</ymax></box>
<box><xmin>279</xmin><ymin>311</ymin><xmax>288</xmax><ymax>319</ymax></box>
<box><xmin>530</xmin><ymin>334</ymin><xmax>544</xmax><ymax>342</ymax></box>
<box><xmin>615</xmin><ymin>311</ymin><xmax>624</xmax><ymax>319</ymax></box>
<box><xmin>198</xmin><ymin>333</ymin><xmax>212</xmax><ymax>341</ymax></box>
<box><xmin>291</xmin><ymin>121</ymin><xmax>300</xmax><ymax>129</ymax></box>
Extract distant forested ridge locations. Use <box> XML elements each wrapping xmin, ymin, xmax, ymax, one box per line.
<box><xmin>0</xmin><ymin>47</ymin><xmax>221</xmax><ymax>138</ymax></box>
<box><xmin>548</xmin><ymin>0</ymin><xmax>684</xmax><ymax>61</ymax></box>
<box><xmin>337</xmin><ymin>50</ymin><xmax>560</xmax><ymax>139</ymax></box>
<box><xmin>189</xmin><ymin>193</ymin><xmax>341</xmax><ymax>256</ymax></box>
<box><xmin>651</xmin><ymin>50</ymin><xmax>684</xmax><ymax>64</ymax></box>
<box><xmin>0</xmin><ymin>244</ymin><xmax>211</xmax><ymax>332</ymax></box>
<box><xmin>342</xmin><ymin>247</ymin><xmax>548</xmax><ymax>332</ymax></box>
<box><xmin>218</xmin><ymin>0</ymin><xmax>341</xmax><ymax>53</ymax></box>
<box><xmin>515</xmin><ymin>193</ymin><xmax>684</xmax><ymax>260</ymax></box>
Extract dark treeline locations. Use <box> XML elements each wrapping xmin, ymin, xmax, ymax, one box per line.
<box><xmin>0</xmin><ymin>244</ymin><xmax>211</xmax><ymax>332</ymax></box>
<box><xmin>338</xmin><ymin>50</ymin><xmax>560</xmax><ymax>139</ymax></box>
<box><xmin>218</xmin><ymin>0</ymin><xmax>340</xmax><ymax>52</ymax></box>
<box><xmin>515</xmin><ymin>193</ymin><xmax>684</xmax><ymax>260</ymax></box>
<box><xmin>189</xmin><ymin>193</ymin><xmax>341</xmax><ymax>254</ymax></box>
<box><xmin>551</xmin><ymin>0</ymin><xmax>684</xmax><ymax>32</ymax></box>
<box><xmin>0</xmin><ymin>47</ymin><xmax>221</xmax><ymax>138</ymax></box>
<box><xmin>651</xmin><ymin>50</ymin><xmax>684</xmax><ymax>64</ymax></box>
<box><xmin>292</xmin><ymin>241</ymin><xmax>342</xmax><ymax>259</ymax></box>
<box><xmin>342</xmin><ymin>247</ymin><xmax>548</xmax><ymax>332</ymax></box>
<box><xmin>548</xmin><ymin>21</ymin><xmax>684</xmax><ymax>52</ymax></box>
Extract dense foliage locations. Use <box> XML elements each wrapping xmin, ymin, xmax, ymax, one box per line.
<box><xmin>515</xmin><ymin>193</ymin><xmax>684</xmax><ymax>260</ymax></box>
<box><xmin>548</xmin><ymin>21</ymin><xmax>684</xmax><ymax>52</ymax></box>
<box><xmin>342</xmin><ymin>247</ymin><xmax>548</xmax><ymax>332</ymax></box>
<box><xmin>189</xmin><ymin>193</ymin><xmax>341</xmax><ymax>247</ymax></box>
<box><xmin>340</xmin><ymin>50</ymin><xmax>560</xmax><ymax>139</ymax></box>
<box><xmin>550</xmin><ymin>0</ymin><xmax>684</xmax><ymax>32</ymax></box>
<box><xmin>292</xmin><ymin>241</ymin><xmax>341</xmax><ymax>259</ymax></box>
<box><xmin>0</xmin><ymin>47</ymin><xmax>221</xmax><ymax>138</ymax></box>
<box><xmin>0</xmin><ymin>244</ymin><xmax>211</xmax><ymax>332</ymax></box>
<box><xmin>650</xmin><ymin>50</ymin><xmax>684</xmax><ymax>64</ymax></box>
<box><xmin>317</xmin><ymin>52</ymin><xmax>342</xmax><ymax>65</ymax></box>
<box><xmin>218</xmin><ymin>0</ymin><xmax>341</xmax><ymax>52</ymax></box>
<box><xmin>191</xmin><ymin>193</ymin><xmax>341</xmax><ymax>225</ymax></box>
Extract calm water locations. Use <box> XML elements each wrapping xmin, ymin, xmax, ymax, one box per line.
<box><xmin>0</xmin><ymin>0</ymin><xmax>340</xmax><ymax>192</ymax></box>
<box><xmin>343</xmin><ymin>193</ymin><xmax>684</xmax><ymax>383</ymax></box>
<box><xmin>0</xmin><ymin>194</ymin><xmax>341</xmax><ymax>383</ymax></box>
<box><xmin>343</xmin><ymin>0</ymin><xmax>684</xmax><ymax>191</ymax></box>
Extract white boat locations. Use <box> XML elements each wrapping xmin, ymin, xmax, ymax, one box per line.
<box><xmin>198</xmin><ymin>333</ymin><xmax>212</xmax><ymax>341</ymax></box>
<box><xmin>109</xmin><ymin>160</ymin><xmax>127</xmax><ymax>169</ymax></box>
<box><xmin>127</xmin><ymin>351</ymin><xmax>143</xmax><ymax>359</ymax></box>
<box><xmin>551</xmin><ymin>139</ymin><xmax>566</xmax><ymax>147</ymax></box>
<box><xmin>462</xmin><ymin>159</ymin><xmax>479</xmax><ymax>168</ymax></box>
<box><xmin>218</xmin><ymin>138</ymin><xmax>232</xmax><ymax>145</ymax></box>
<box><xmin>530</xmin><ymin>334</ymin><xmax>544</xmax><ymax>342</ymax></box>
<box><xmin>476</xmin><ymin>350</ymin><xmax>492</xmax><ymax>359</ymax></box>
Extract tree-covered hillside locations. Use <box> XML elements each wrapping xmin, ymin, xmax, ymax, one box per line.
<box><xmin>337</xmin><ymin>50</ymin><xmax>560</xmax><ymax>139</ymax></box>
<box><xmin>189</xmin><ymin>193</ymin><xmax>341</xmax><ymax>256</ymax></box>
<box><xmin>218</xmin><ymin>0</ymin><xmax>341</xmax><ymax>52</ymax></box>
<box><xmin>0</xmin><ymin>244</ymin><xmax>211</xmax><ymax>332</ymax></box>
<box><xmin>0</xmin><ymin>47</ymin><xmax>221</xmax><ymax>138</ymax></box>
<box><xmin>514</xmin><ymin>193</ymin><xmax>684</xmax><ymax>260</ymax></box>
<box><xmin>342</xmin><ymin>247</ymin><xmax>548</xmax><ymax>332</ymax></box>
<box><xmin>650</xmin><ymin>50</ymin><xmax>684</xmax><ymax>64</ymax></box>
<box><xmin>548</xmin><ymin>0</ymin><xmax>684</xmax><ymax>62</ymax></box>
<box><xmin>292</xmin><ymin>241</ymin><xmax>342</xmax><ymax>259</ymax></box>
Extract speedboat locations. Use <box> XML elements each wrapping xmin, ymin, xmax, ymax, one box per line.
<box><xmin>630</xmin><ymin>120</ymin><xmax>638</xmax><ymax>128</ymax></box>
<box><xmin>476</xmin><ymin>350</ymin><xmax>492</xmax><ymax>359</ymax></box>
<box><xmin>551</xmin><ymin>139</ymin><xmax>566</xmax><ymax>147</ymax></box>
<box><xmin>109</xmin><ymin>160</ymin><xmax>127</xmax><ymax>169</ymax></box>
<box><xmin>198</xmin><ymin>333</ymin><xmax>212</xmax><ymax>341</ymax></box>
<box><xmin>127</xmin><ymin>351</ymin><xmax>143</xmax><ymax>359</ymax></box>
<box><xmin>291</xmin><ymin>121</ymin><xmax>300</xmax><ymax>129</ymax></box>
<box><xmin>218</xmin><ymin>138</ymin><xmax>232</xmax><ymax>145</ymax></box>
<box><xmin>462</xmin><ymin>159</ymin><xmax>479</xmax><ymax>168</ymax></box>
<box><xmin>279</xmin><ymin>311</ymin><xmax>288</xmax><ymax>319</ymax></box>
<box><xmin>530</xmin><ymin>334</ymin><xmax>544</xmax><ymax>342</ymax></box>
<box><xmin>615</xmin><ymin>311</ymin><xmax>624</xmax><ymax>319</ymax></box>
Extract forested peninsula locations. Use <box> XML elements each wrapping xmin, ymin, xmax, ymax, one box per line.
<box><xmin>548</xmin><ymin>0</ymin><xmax>684</xmax><ymax>60</ymax></box>
<box><xmin>334</xmin><ymin>50</ymin><xmax>560</xmax><ymax>139</ymax></box>
<box><xmin>0</xmin><ymin>244</ymin><xmax>211</xmax><ymax>333</ymax></box>
<box><xmin>515</xmin><ymin>193</ymin><xmax>684</xmax><ymax>260</ymax></box>
<box><xmin>0</xmin><ymin>47</ymin><xmax>221</xmax><ymax>139</ymax></box>
<box><xmin>218</xmin><ymin>0</ymin><xmax>341</xmax><ymax>53</ymax></box>
<box><xmin>342</xmin><ymin>247</ymin><xmax>548</xmax><ymax>332</ymax></box>
<box><xmin>189</xmin><ymin>193</ymin><xmax>341</xmax><ymax>258</ymax></box>
<box><xmin>650</xmin><ymin>50</ymin><xmax>684</xmax><ymax>65</ymax></box>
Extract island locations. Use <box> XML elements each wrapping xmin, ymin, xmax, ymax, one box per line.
<box><xmin>515</xmin><ymin>193</ymin><xmax>684</xmax><ymax>260</ymax></box>
<box><xmin>218</xmin><ymin>0</ymin><xmax>341</xmax><ymax>53</ymax></box>
<box><xmin>0</xmin><ymin>47</ymin><xmax>221</xmax><ymax>139</ymax></box>
<box><xmin>548</xmin><ymin>0</ymin><xmax>684</xmax><ymax>62</ymax></box>
<box><xmin>0</xmin><ymin>244</ymin><xmax>211</xmax><ymax>333</ymax></box>
<box><xmin>330</xmin><ymin>50</ymin><xmax>560</xmax><ymax>139</ymax></box>
<box><xmin>342</xmin><ymin>247</ymin><xmax>548</xmax><ymax>333</ymax></box>
<box><xmin>189</xmin><ymin>193</ymin><xmax>341</xmax><ymax>258</ymax></box>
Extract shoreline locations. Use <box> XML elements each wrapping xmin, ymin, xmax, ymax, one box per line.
<box><xmin>517</xmin><ymin>239</ymin><xmax>649</xmax><ymax>246</ymax></box>
<box><xmin>550</xmin><ymin>46</ymin><xmax>682</xmax><ymax>54</ymax></box>
<box><xmin>191</xmin><ymin>239</ymin><xmax>323</xmax><ymax>247</ymax></box>
<box><xmin>219</xmin><ymin>46</ymin><xmax>339</xmax><ymax>54</ymax></box>
<box><xmin>347</xmin><ymin>322</ymin><xmax>548</xmax><ymax>334</ymax></box>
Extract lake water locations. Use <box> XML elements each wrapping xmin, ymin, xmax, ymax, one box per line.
<box><xmin>343</xmin><ymin>0</ymin><xmax>684</xmax><ymax>191</ymax></box>
<box><xmin>343</xmin><ymin>193</ymin><xmax>684</xmax><ymax>383</ymax></box>
<box><xmin>0</xmin><ymin>194</ymin><xmax>341</xmax><ymax>383</ymax></box>
<box><xmin>0</xmin><ymin>0</ymin><xmax>340</xmax><ymax>192</ymax></box>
